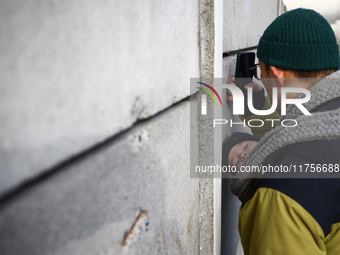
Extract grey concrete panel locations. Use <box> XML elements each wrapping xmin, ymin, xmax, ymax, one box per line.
<box><xmin>196</xmin><ymin>0</ymin><xmax>221</xmax><ymax>252</ymax></box>
<box><xmin>0</xmin><ymin>101</ymin><xmax>199</xmax><ymax>255</ymax></box>
<box><xmin>0</xmin><ymin>0</ymin><xmax>200</xmax><ymax>194</ymax></box>
<box><xmin>223</xmin><ymin>0</ymin><xmax>278</xmax><ymax>52</ymax></box>
<box><xmin>200</xmin><ymin>0</ymin><xmax>215</xmax><ymax>78</ymax></box>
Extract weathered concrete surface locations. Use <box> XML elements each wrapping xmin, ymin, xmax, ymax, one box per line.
<box><xmin>0</xmin><ymin>0</ymin><xmax>200</xmax><ymax>195</ymax></box>
<box><xmin>197</xmin><ymin>0</ymin><xmax>219</xmax><ymax>254</ymax></box>
<box><xmin>223</xmin><ymin>0</ymin><xmax>278</xmax><ymax>52</ymax></box>
<box><xmin>0</xmin><ymin>100</ymin><xmax>199</xmax><ymax>255</ymax></box>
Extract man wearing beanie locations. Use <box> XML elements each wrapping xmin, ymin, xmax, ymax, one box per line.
<box><xmin>230</xmin><ymin>8</ymin><xmax>340</xmax><ymax>255</ymax></box>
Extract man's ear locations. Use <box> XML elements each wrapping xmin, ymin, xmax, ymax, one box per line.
<box><xmin>270</xmin><ymin>66</ymin><xmax>286</xmax><ymax>86</ymax></box>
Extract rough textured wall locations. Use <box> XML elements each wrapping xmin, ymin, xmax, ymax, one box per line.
<box><xmin>0</xmin><ymin>0</ymin><xmax>204</xmax><ymax>254</ymax></box>
<box><xmin>0</xmin><ymin>0</ymin><xmax>200</xmax><ymax>195</ymax></box>
<box><xmin>223</xmin><ymin>0</ymin><xmax>279</xmax><ymax>52</ymax></box>
<box><xmin>197</xmin><ymin>0</ymin><xmax>217</xmax><ymax>254</ymax></box>
<box><xmin>0</xmin><ymin>101</ymin><xmax>199</xmax><ymax>255</ymax></box>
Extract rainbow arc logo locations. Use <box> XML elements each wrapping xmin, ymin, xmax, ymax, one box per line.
<box><xmin>196</xmin><ymin>82</ymin><xmax>222</xmax><ymax>106</ymax></box>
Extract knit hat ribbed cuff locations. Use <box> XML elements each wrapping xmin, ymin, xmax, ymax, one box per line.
<box><xmin>258</xmin><ymin>38</ymin><xmax>340</xmax><ymax>71</ymax></box>
<box><xmin>222</xmin><ymin>132</ymin><xmax>260</xmax><ymax>167</ymax></box>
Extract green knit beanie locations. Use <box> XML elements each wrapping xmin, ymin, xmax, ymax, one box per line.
<box><xmin>257</xmin><ymin>8</ymin><xmax>340</xmax><ymax>71</ymax></box>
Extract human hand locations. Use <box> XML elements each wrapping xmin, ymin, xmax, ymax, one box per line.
<box><xmin>227</xmin><ymin>76</ymin><xmax>263</xmax><ymax>103</ymax></box>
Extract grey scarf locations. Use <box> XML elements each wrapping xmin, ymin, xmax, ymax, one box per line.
<box><xmin>231</xmin><ymin>70</ymin><xmax>340</xmax><ymax>200</ymax></box>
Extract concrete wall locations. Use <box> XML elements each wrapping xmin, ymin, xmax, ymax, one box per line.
<box><xmin>0</xmin><ymin>0</ymin><xmax>199</xmax><ymax>195</ymax></box>
<box><xmin>224</xmin><ymin>0</ymin><xmax>279</xmax><ymax>53</ymax></box>
<box><xmin>0</xmin><ymin>100</ymin><xmax>200</xmax><ymax>255</ymax></box>
<box><xmin>0</xmin><ymin>0</ymin><xmax>280</xmax><ymax>254</ymax></box>
<box><xmin>0</xmin><ymin>0</ymin><xmax>203</xmax><ymax>254</ymax></box>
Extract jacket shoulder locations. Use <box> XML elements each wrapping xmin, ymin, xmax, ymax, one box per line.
<box><xmin>243</xmin><ymin>178</ymin><xmax>340</xmax><ymax>236</ymax></box>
